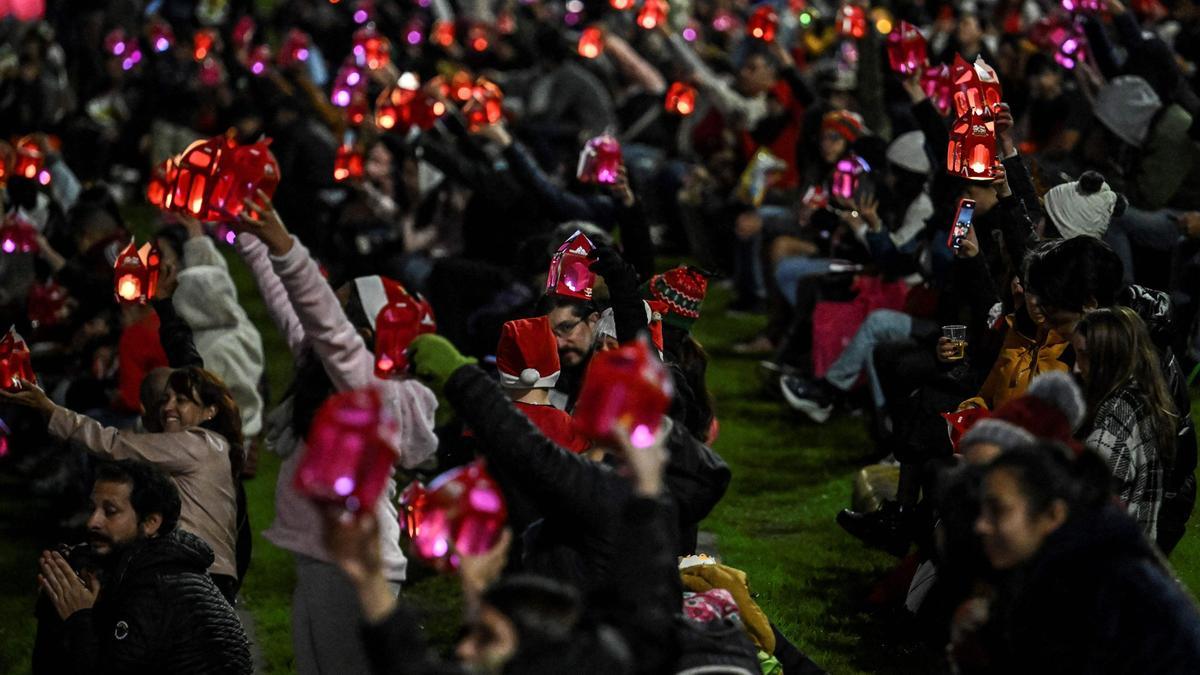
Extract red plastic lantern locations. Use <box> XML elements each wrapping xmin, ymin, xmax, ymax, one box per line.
<box><xmin>0</xmin><ymin>213</ymin><xmax>37</xmax><ymax>254</ymax></box>
<box><xmin>334</xmin><ymin>142</ymin><xmax>364</xmax><ymax>182</ymax></box>
<box><xmin>747</xmin><ymin>6</ymin><xmax>779</xmax><ymax>42</ymax></box>
<box><xmin>546</xmin><ymin>230</ymin><xmax>596</xmax><ymax>300</ymax></box>
<box><xmin>431</xmin><ymin>20</ymin><xmax>456</xmax><ymax>48</ymax></box>
<box><xmin>951</xmin><ymin>54</ymin><xmax>1003</xmax><ymax>118</ymax></box>
<box><xmin>665</xmin><ymin>81</ymin><xmax>698</xmax><ymax>116</ymax></box>
<box><xmin>576</xmin><ymin>134</ymin><xmax>623</xmax><ymax>185</ymax></box>
<box><xmin>838</xmin><ymin>4</ymin><xmax>867</xmax><ymax>39</ymax></box>
<box><xmin>921</xmin><ymin>63</ymin><xmax>953</xmax><ymax>115</ymax></box>
<box><xmin>247</xmin><ymin>45</ymin><xmax>272</xmax><ymax>76</ymax></box>
<box><xmin>1061</xmin><ymin>0</ymin><xmax>1103</xmax><ymax>12</ymax></box>
<box><xmin>462</xmin><ymin>78</ymin><xmax>504</xmax><ymax>132</ymax></box>
<box><xmin>278</xmin><ymin>29</ymin><xmax>312</xmax><ymax>68</ymax></box>
<box><xmin>831</xmin><ymin>153</ymin><xmax>869</xmax><ymax>200</ymax></box>
<box><xmin>146</xmin><ymin>157</ymin><xmax>178</xmax><ymax>209</ymax></box>
<box><xmin>376</xmin><ymin>73</ymin><xmax>444</xmax><ymax>131</ymax></box>
<box><xmin>637</xmin><ymin>0</ymin><xmax>668</xmax><ymax>30</ymax></box>
<box><xmin>14</xmin><ymin>135</ymin><xmax>45</xmax><ymax>183</ymax></box>
<box><xmin>193</xmin><ymin>28</ymin><xmax>217</xmax><ymax>61</ymax></box>
<box><xmin>886</xmin><ymin>21</ymin><xmax>928</xmax><ymax>75</ymax></box>
<box><xmin>399</xmin><ymin>460</ymin><xmax>508</xmax><ymax>572</ymax></box>
<box><xmin>573</xmin><ymin>337</ymin><xmax>674</xmax><ymax>448</ymax></box>
<box><xmin>578</xmin><ymin>27</ymin><xmax>604</xmax><ymax>59</ymax></box>
<box><xmin>167</xmin><ymin>136</ymin><xmax>279</xmax><ymax>221</ymax></box>
<box><xmin>0</xmin><ymin>327</ymin><xmax>36</xmax><ymax>392</ymax></box>
<box><xmin>113</xmin><ymin>240</ymin><xmax>161</xmax><ymax>304</ymax></box>
<box><xmin>353</xmin><ymin>25</ymin><xmax>391</xmax><ymax>70</ymax></box>
<box><xmin>373</xmin><ymin>295</ymin><xmax>436</xmax><ymax>378</ymax></box>
<box><xmin>1031</xmin><ymin>17</ymin><xmax>1087</xmax><ymax>70</ymax></box>
<box><xmin>295</xmin><ymin>387</ymin><xmax>400</xmax><ymax>511</ymax></box>
<box><xmin>947</xmin><ymin>108</ymin><xmax>996</xmax><ymax>181</ymax></box>
<box><xmin>467</xmin><ymin>23</ymin><xmax>490</xmax><ymax>52</ymax></box>
<box><xmin>942</xmin><ymin>408</ymin><xmax>990</xmax><ymax>452</ymax></box>
<box><xmin>168</xmin><ymin>136</ymin><xmax>228</xmax><ymax>218</ymax></box>
<box><xmin>27</xmin><ymin>279</ymin><xmax>69</xmax><ymax>331</ymax></box>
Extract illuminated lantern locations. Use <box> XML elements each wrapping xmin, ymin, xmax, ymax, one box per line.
<box><xmin>431</xmin><ymin>20</ymin><xmax>456</xmax><ymax>48</ymax></box>
<box><xmin>402</xmin><ymin>17</ymin><xmax>425</xmax><ymax>46</ymax></box>
<box><xmin>352</xmin><ymin>0</ymin><xmax>374</xmax><ymax>24</ymax></box>
<box><xmin>198</xmin><ymin>57</ymin><xmax>225</xmax><ymax>87</ymax></box>
<box><xmin>334</xmin><ymin>141</ymin><xmax>364</xmax><ymax>182</ymax></box>
<box><xmin>146</xmin><ymin>157</ymin><xmax>178</xmax><ymax>208</ymax></box>
<box><xmin>747</xmin><ymin>5</ymin><xmax>779</xmax><ymax>42</ymax></box>
<box><xmin>0</xmin><ymin>213</ymin><xmax>37</xmax><ymax>254</ymax></box>
<box><xmin>449</xmin><ymin>71</ymin><xmax>475</xmax><ymax>104</ymax></box>
<box><xmin>665</xmin><ymin>81</ymin><xmax>697</xmax><ymax>116</ymax></box>
<box><xmin>921</xmin><ymin>63</ymin><xmax>953</xmax><ymax>115</ymax></box>
<box><xmin>462</xmin><ymin>78</ymin><xmax>504</xmax><ymax>132</ymax></box>
<box><xmin>545</xmin><ymin>230</ymin><xmax>596</xmax><ymax>300</ymax></box>
<box><xmin>373</xmin><ymin>295</ymin><xmax>436</xmax><ymax>378</ymax></box>
<box><xmin>830</xmin><ymin>153</ymin><xmax>870</xmax><ymax>200</ymax></box>
<box><xmin>247</xmin><ymin>45</ymin><xmax>272</xmax><ymax>76</ymax></box>
<box><xmin>14</xmin><ymin>136</ymin><xmax>48</xmax><ymax>185</ymax></box>
<box><xmin>399</xmin><ymin>460</ymin><xmax>508</xmax><ymax>572</ymax></box>
<box><xmin>149</xmin><ymin>18</ymin><xmax>175</xmax><ymax>53</ymax></box>
<box><xmin>0</xmin><ymin>327</ymin><xmax>36</xmax><ymax>392</ymax></box>
<box><xmin>376</xmin><ymin>73</ymin><xmax>443</xmax><ymax>131</ymax></box>
<box><xmin>573</xmin><ymin>337</ymin><xmax>674</xmax><ymax>448</ymax></box>
<box><xmin>193</xmin><ymin>28</ymin><xmax>217</xmax><ymax>61</ymax></box>
<box><xmin>104</xmin><ymin>28</ymin><xmax>143</xmax><ymax>70</ymax></box>
<box><xmin>1031</xmin><ymin>17</ymin><xmax>1087</xmax><ymax>70</ymax></box>
<box><xmin>232</xmin><ymin>15</ymin><xmax>256</xmax><ymax>51</ymax></box>
<box><xmin>277</xmin><ymin>29</ymin><xmax>311</xmax><ymax>68</ymax></box>
<box><xmin>711</xmin><ymin>9</ymin><xmax>738</xmax><ymax>32</ymax></box>
<box><xmin>611</xmin><ymin>0</ymin><xmax>635</xmax><ymax>9</ymax></box>
<box><xmin>352</xmin><ymin>25</ymin><xmax>391</xmax><ymax>70</ymax></box>
<box><xmin>838</xmin><ymin>4</ymin><xmax>867</xmax><ymax>39</ymax></box>
<box><xmin>637</xmin><ymin>0</ymin><xmax>668</xmax><ymax>30</ymax></box>
<box><xmin>331</xmin><ymin>61</ymin><xmax>366</xmax><ymax>108</ymax></box>
<box><xmin>578</xmin><ymin>26</ymin><xmax>604</xmax><ymax>59</ymax></box>
<box><xmin>0</xmin><ymin>140</ymin><xmax>13</xmax><ymax>185</ymax></box>
<box><xmin>205</xmin><ymin>138</ymin><xmax>280</xmax><ymax>220</ymax></box>
<box><xmin>1061</xmin><ymin>0</ymin><xmax>1103</xmax><ymax>12</ymax></box>
<box><xmin>467</xmin><ymin>23</ymin><xmax>490</xmax><ymax>52</ymax></box>
<box><xmin>295</xmin><ymin>387</ymin><xmax>400</xmax><ymax>511</ymax></box>
<box><xmin>947</xmin><ymin>108</ymin><xmax>996</xmax><ymax>181</ymax></box>
<box><xmin>113</xmin><ymin>239</ymin><xmax>161</xmax><ymax>304</ymax></box>
<box><xmin>170</xmin><ymin>137</ymin><xmax>227</xmax><ymax>218</ymax></box>
<box><xmin>576</xmin><ymin>134</ymin><xmax>623</xmax><ymax>185</ymax></box>
<box><xmin>886</xmin><ymin>21</ymin><xmax>928</xmax><ymax>75</ymax></box>
<box><xmin>27</xmin><ymin>280</ymin><xmax>69</xmax><ymax>331</ymax></box>
<box><xmin>951</xmin><ymin>54</ymin><xmax>1003</xmax><ymax>117</ymax></box>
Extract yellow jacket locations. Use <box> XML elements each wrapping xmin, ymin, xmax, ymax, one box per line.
<box><xmin>960</xmin><ymin>314</ymin><xmax>1071</xmax><ymax>411</ymax></box>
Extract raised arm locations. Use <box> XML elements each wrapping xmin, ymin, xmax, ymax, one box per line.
<box><xmin>235</xmin><ymin>232</ymin><xmax>306</xmax><ymax>357</ymax></box>
<box><xmin>46</xmin><ymin>405</ymin><xmax>220</xmax><ymax>474</ymax></box>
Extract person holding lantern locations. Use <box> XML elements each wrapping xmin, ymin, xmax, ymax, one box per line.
<box><xmin>231</xmin><ymin>190</ymin><xmax>439</xmax><ymax>675</ymax></box>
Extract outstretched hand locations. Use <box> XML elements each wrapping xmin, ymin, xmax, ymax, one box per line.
<box><xmin>0</xmin><ymin>378</ymin><xmax>54</xmax><ymax>416</ymax></box>
<box><xmin>236</xmin><ymin>190</ymin><xmax>293</xmax><ymax>256</ymax></box>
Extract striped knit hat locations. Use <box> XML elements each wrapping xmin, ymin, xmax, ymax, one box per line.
<box><xmin>821</xmin><ymin>110</ymin><xmax>867</xmax><ymax>143</ymax></box>
<box><xmin>646</xmin><ymin>266</ymin><xmax>708</xmax><ymax>330</ymax></box>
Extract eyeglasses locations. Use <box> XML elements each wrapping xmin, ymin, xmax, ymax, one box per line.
<box><xmin>552</xmin><ymin>318</ymin><xmax>583</xmax><ymax>338</ymax></box>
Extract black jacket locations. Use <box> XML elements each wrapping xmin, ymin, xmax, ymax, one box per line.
<box><xmin>33</xmin><ymin>531</ymin><xmax>252</xmax><ymax>675</ymax></box>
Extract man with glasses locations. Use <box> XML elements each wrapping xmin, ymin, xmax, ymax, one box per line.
<box><xmin>543</xmin><ymin>295</ymin><xmax>601</xmax><ymax>410</ymax></box>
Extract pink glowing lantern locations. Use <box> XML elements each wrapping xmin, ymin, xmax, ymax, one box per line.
<box><xmin>295</xmin><ymin>387</ymin><xmax>400</xmax><ymax>511</ymax></box>
<box><xmin>113</xmin><ymin>240</ymin><xmax>161</xmax><ymax>304</ymax></box>
<box><xmin>886</xmin><ymin>21</ymin><xmax>928</xmax><ymax>75</ymax></box>
<box><xmin>0</xmin><ymin>327</ymin><xmax>36</xmax><ymax>392</ymax></box>
<box><xmin>332</xmin><ymin>61</ymin><xmax>366</xmax><ymax>108</ymax></box>
<box><xmin>611</xmin><ymin>0</ymin><xmax>634</xmax><ymax>10</ymax></box>
<box><xmin>0</xmin><ymin>213</ymin><xmax>37</xmax><ymax>255</ymax></box>
<box><xmin>399</xmin><ymin>460</ymin><xmax>508</xmax><ymax>572</ymax></box>
<box><xmin>578</xmin><ymin>26</ymin><xmax>604</xmax><ymax>59</ymax></box>
<box><xmin>921</xmin><ymin>63</ymin><xmax>953</xmax><ymax>115</ymax></box>
<box><xmin>576</xmin><ymin>134</ymin><xmax>622</xmax><ymax>185</ymax></box>
<box><xmin>373</xmin><ymin>294</ymin><xmax>436</xmax><ymax>378</ymax></box>
<box><xmin>278</xmin><ymin>29</ymin><xmax>312</xmax><ymax>68</ymax></box>
<box><xmin>665</xmin><ymin>81</ymin><xmax>697</xmax><ymax>116</ymax></box>
<box><xmin>462</xmin><ymin>78</ymin><xmax>504</xmax><ymax>132</ymax></box>
<box><xmin>1061</xmin><ymin>0</ymin><xmax>1103</xmax><ymax>12</ymax></box>
<box><xmin>149</xmin><ymin>18</ymin><xmax>175</xmax><ymax>53</ymax></box>
<box><xmin>947</xmin><ymin>108</ymin><xmax>997</xmax><ymax>181</ymax></box>
<box><xmin>573</xmin><ymin>337</ymin><xmax>674</xmax><ymax>448</ymax></box>
<box><xmin>637</xmin><ymin>0</ymin><xmax>668</xmax><ymax>30</ymax></box>
<box><xmin>546</xmin><ymin>230</ymin><xmax>596</xmax><ymax>300</ymax></box>
<box><xmin>951</xmin><ymin>54</ymin><xmax>1003</xmax><ymax>118</ymax></box>
<box><xmin>831</xmin><ymin>154</ymin><xmax>869</xmax><ymax>200</ymax></box>
<box><xmin>353</xmin><ymin>25</ymin><xmax>391</xmax><ymax>70</ymax></box>
<box><xmin>1031</xmin><ymin>17</ymin><xmax>1087</xmax><ymax>70</ymax></box>
<box><xmin>747</xmin><ymin>5</ymin><xmax>779</xmax><ymax>42</ymax></box>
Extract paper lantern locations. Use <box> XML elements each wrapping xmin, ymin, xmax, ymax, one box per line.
<box><xmin>462</xmin><ymin>78</ymin><xmax>504</xmax><ymax>132</ymax></box>
<box><xmin>467</xmin><ymin>23</ymin><xmax>490</xmax><ymax>52</ymax></box>
<box><xmin>711</xmin><ymin>9</ymin><xmax>738</xmax><ymax>32</ymax></box>
<box><xmin>375</xmin><ymin>74</ymin><xmax>444</xmax><ymax>131</ymax></box>
<box><xmin>947</xmin><ymin>108</ymin><xmax>996</xmax><ymax>181</ymax></box>
<box><xmin>27</xmin><ymin>280</ymin><xmax>69</xmax><ymax>331</ymax></box>
<box><xmin>113</xmin><ymin>239</ymin><xmax>161</xmax><ymax>304</ymax></box>
<box><xmin>578</xmin><ymin>27</ymin><xmax>604</xmax><ymax>59</ymax></box>
<box><xmin>545</xmin><ymin>230</ymin><xmax>596</xmax><ymax>300</ymax></box>
<box><xmin>277</xmin><ymin>29</ymin><xmax>311</xmax><ymax>68</ymax></box>
<box><xmin>831</xmin><ymin>153</ymin><xmax>869</xmax><ymax>200</ymax></box>
<box><xmin>295</xmin><ymin>387</ymin><xmax>400</xmax><ymax>511</ymax></box>
<box><xmin>332</xmin><ymin>61</ymin><xmax>366</xmax><ymax>108</ymax></box>
<box><xmin>611</xmin><ymin>0</ymin><xmax>634</xmax><ymax>10</ymax></box>
<box><xmin>148</xmin><ymin>19</ymin><xmax>175</xmax><ymax>53</ymax></box>
<box><xmin>573</xmin><ymin>337</ymin><xmax>674</xmax><ymax>448</ymax></box>
<box><xmin>1031</xmin><ymin>17</ymin><xmax>1087</xmax><ymax>70</ymax></box>
<box><xmin>637</xmin><ymin>0</ymin><xmax>668</xmax><ymax>30</ymax></box>
<box><xmin>576</xmin><ymin>134</ymin><xmax>622</xmax><ymax>185</ymax></box>
<box><xmin>193</xmin><ymin>28</ymin><xmax>217</xmax><ymax>61</ymax></box>
<box><xmin>0</xmin><ymin>213</ymin><xmax>37</xmax><ymax>254</ymax></box>
<box><xmin>838</xmin><ymin>4</ymin><xmax>867</xmax><ymax>39</ymax></box>
<box><xmin>399</xmin><ymin>460</ymin><xmax>508</xmax><ymax>572</ymax></box>
<box><xmin>373</xmin><ymin>295</ymin><xmax>436</xmax><ymax>378</ymax></box>
<box><xmin>167</xmin><ymin>136</ymin><xmax>280</xmax><ymax>221</ymax></box>
<box><xmin>146</xmin><ymin>157</ymin><xmax>177</xmax><ymax>208</ymax></box>
<box><xmin>747</xmin><ymin>5</ymin><xmax>779</xmax><ymax>42</ymax></box>
<box><xmin>431</xmin><ymin>20</ymin><xmax>456</xmax><ymax>48</ymax></box>
<box><xmin>665</xmin><ymin>81</ymin><xmax>697</xmax><ymax>116</ymax></box>
<box><xmin>886</xmin><ymin>21</ymin><xmax>928</xmax><ymax>75</ymax></box>
<box><xmin>14</xmin><ymin>135</ymin><xmax>46</xmax><ymax>184</ymax></box>
<box><xmin>0</xmin><ymin>327</ymin><xmax>36</xmax><ymax>392</ymax></box>
<box><xmin>951</xmin><ymin>54</ymin><xmax>1003</xmax><ymax>118</ymax></box>
<box><xmin>920</xmin><ymin>63</ymin><xmax>953</xmax><ymax>115</ymax></box>
<box><xmin>1061</xmin><ymin>0</ymin><xmax>1103</xmax><ymax>12</ymax></box>
<box><xmin>352</xmin><ymin>25</ymin><xmax>391</xmax><ymax>70</ymax></box>
<box><xmin>942</xmin><ymin>408</ymin><xmax>990</xmax><ymax>452</ymax></box>
<box><xmin>334</xmin><ymin>142</ymin><xmax>364</xmax><ymax>182</ymax></box>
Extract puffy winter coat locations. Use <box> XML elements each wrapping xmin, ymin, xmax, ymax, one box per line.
<box><xmin>34</xmin><ymin>531</ymin><xmax>252</xmax><ymax>675</ymax></box>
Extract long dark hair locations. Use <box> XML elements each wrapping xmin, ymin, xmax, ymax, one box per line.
<box><xmin>166</xmin><ymin>367</ymin><xmax>245</xmax><ymax>478</ymax></box>
<box><xmin>1075</xmin><ymin>307</ymin><xmax>1177</xmax><ymax>466</ymax></box>
<box><xmin>986</xmin><ymin>442</ymin><xmax>1112</xmax><ymax>518</ymax></box>
<box><xmin>663</xmin><ymin>326</ymin><xmax>715</xmax><ymax>443</ymax></box>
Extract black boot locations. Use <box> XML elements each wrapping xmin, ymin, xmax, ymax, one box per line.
<box><xmin>836</xmin><ymin>500</ymin><xmax>912</xmax><ymax>556</ymax></box>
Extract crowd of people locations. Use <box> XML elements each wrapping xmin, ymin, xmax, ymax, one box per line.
<box><xmin>3</xmin><ymin>0</ymin><xmax>1200</xmax><ymax>672</ymax></box>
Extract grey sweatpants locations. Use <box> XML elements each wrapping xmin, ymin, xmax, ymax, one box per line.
<box><xmin>292</xmin><ymin>554</ymin><xmax>401</xmax><ymax>675</ymax></box>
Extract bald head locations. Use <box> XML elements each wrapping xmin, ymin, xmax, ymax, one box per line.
<box><xmin>140</xmin><ymin>368</ymin><xmax>174</xmax><ymax>432</ymax></box>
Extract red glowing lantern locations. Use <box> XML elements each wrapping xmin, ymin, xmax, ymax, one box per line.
<box><xmin>247</xmin><ymin>45</ymin><xmax>272</xmax><ymax>76</ymax></box>
<box><xmin>546</xmin><ymin>230</ymin><xmax>596</xmax><ymax>300</ymax></box>
<box><xmin>831</xmin><ymin>153</ymin><xmax>869</xmax><ymax>200</ymax></box>
<box><xmin>665</xmin><ymin>81</ymin><xmax>698</xmax><ymax>116</ymax></box>
<box><xmin>921</xmin><ymin>63</ymin><xmax>953</xmax><ymax>115</ymax></box>
<box><xmin>448</xmin><ymin>72</ymin><xmax>475</xmax><ymax>104</ymax></box>
<box><xmin>193</xmin><ymin>28</ymin><xmax>217</xmax><ymax>61</ymax></box>
<box><xmin>277</xmin><ymin>29</ymin><xmax>312</xmax><ymax>68</ymax></box>
<box><xmin>375</xmin><ymin>73</ymin><xmax>444</xmax><ymax>131</ymax></box>
<box><xmin>1061</xmin><ymin>0</ymin><xmax>1103</xmax><ymax>12</ymax></box>
<box><xmin>113</xmin><ymin>239</ymin><xmax>161</xmax><ymax>304</ymax></box>
<box><xmin>334</xmin><ymin>142</ymin><xmax>364</xmax><ymax>182</ymax></box>
<box><xmin>951</xmin><ymin>54</ymin><xmax>1003</xmax><ymax>118</ymax></box>
<box><xmin>578</xmin><ymin>26</ymin><xmax>604</xmax><ymax>59</ymax></box>
<box><xmin>14</xmin><ymin>135</ymin><xmax>45</xmax><ymax>183</ymax></box>
<box><xmin>373</xmin><ymin>295</ymin><xmax>436</xmax><ymax>378</ymax></box>
<box><xmin>146</xmin><ymin>157</ymin><xmax>177</xmax><ymax>208</ymax></box>
<box><xmin>0</xmin><ymin>213</ymin><xmax>37</xmax><ymax>254</ymax></box>
<box><xmin>27</xmin><ymin>279</ymin><xmax>69</xmax><ymax>331</ymax></box>
<box><xmin>1030</xmin><ymin>17</ymin><xmax>1087</xmax><ymax>70</ymax></box>
<box><xmin>352</xmin><ymin>25</ymin><xmax>391</xmax><ymax>70</ymax></box>
<box><xmin>467</xmin><ymin>23</ymin><xmax>490</xmax><ymax>52</ymax></box>
<box><xmin>431</xmin><ymin>20</ymin><xmax>456</xmax><ymax>48</ymax></box>
<box><xmin>947</xmin><ymin>108</ymin><xmax>997</xmax><ymax>181</ymax></box>
<box><xmin>573</xmin><ymin>337</ymin><xmax>674</xmax><ymax>448</ymax></box>
<box><xmin>838</xmin><ymin>4</ymin><xmax>867</xmax><ymax>39</ymax></box>
<box><xmin>0</xmin><ymin>327</ymin><xmax>36</xmax><ymax>392</ymax></box>
<box><xmin>167</xmin><ymin>136</ymin><xmax>280</xmax><ymax>221</ymax></box>
<box><xmin>747</xmin><ymin>6</ymin><xmax>779</xmax><ymax>42</ymax></box>
<box><xmin>611</xmin><ymin>0</ymin><xmax>634</xmax><ymax>9</ymax></box>
<box><xmin>886</xmin><ymin>21</ymin><xmax>928</xmax><ymax>75</ymax></box>
<box><xmin>576</xmin><ymin>134</ymin><xmax>623</xmax><ymax>185</ymax></box>
<box><xmin>295</xmin><ymin>387</ymin><xmax>400</xmax><ymax>511</ymax></box>
<box><xmin>462</xmin><ymin>78</ymin><xmax>504</xmax><ymax>132</ymax></box>
<box><xmin>637</xmin><ymin>0</ymin><xmax>668</xmax><ymax>30</ymax></box>
<box><xmin>168</xmin><ymin>136</ymin><xmax>227</xmax><ymax>218</ymax></box>
<box><xmin>399</xmin><ymin>460</ymin><xmax>508</xmax><ymax>572</ymax></box>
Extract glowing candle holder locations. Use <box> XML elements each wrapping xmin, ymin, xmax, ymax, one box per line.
<box><xmin>665</xmin><ymin>81</ymin><xmax>698</xmax><ymax>116</ymax></box>
<box><xmin>573</xmin><ymin>337</ymin><xmax>674</xmax><ymax>448</ymax></box>
<box><xmin>0</xmin><ymin>327</ymin><xmax>36</xmax><ymax>392</ymax></box>
<box><xmin>373</xmin><ymin>294</ymin><xmax>436</xmax><ymax>378</ymax></box>
<box><xmin>295</xmin><ymin>387</ymin><xmax>400</xmax><ymax>512</ymax></box>
<box><xmin>399</xmin><ymin>460</ymin><xmax>508</xmax><ymax>572</ymax></box>
<box><xmin>113</xmin><ymin>239</ymin><xmax>161</xmax><ymax>304</ymax></box>
<box><xmin>334</xmin><ymin>141</ymin><xmax>364</xmax><ymax>182</ymax></box>
<box><xmin>353</xmin><ymin>25</ymin><xmax>391</xmax><ymax>70</ymax></box>
<box><xmin>886</xmin><ymin>21</ymin><xmax>928</xmax><ymax>75</ymax></box>
<box><xmin>278</xmin><ymin>29</ymin><xmax>312</xmax><ymax>68</ymax></box>
<box><xmin>838</xmin><ymin>4</ymin><xmax>867</xmax><ymax>39</ymax></box>
<box><xmin>576</xmin><ymin>134</ymin><xmax>622</xmax><ymax>185</ymax></box>
<box><xmin>193</xmin><ymin>28</ymin><xmax>217</xmax><ymax>61</ymax></box>
<box><xmin>545</xmin><ymin>230</ymin><xmax>596</xmax><ymax>300</ymax></box>
<box><xmin>637</xmin><ymin>0</ymin><xmax>668</xmax><ymax>30</ymax></box>
<box><xmin>947</xmin><ymin>108</ymin><xmax>997</xmax><ymax>181</ymax></box>
<box><xmin>831</xmin><ymin>153</ymin><xmax>869</xmax><ymax>200</ymax></box>
<box><xmin>462</xmin><ymin>77</ymin><xmax>504</xmax><ymax>131</ymax></box>
<box><xmin>0</xmin><ymin>213</ymin><xmax>38</xmax><ymax>254</ymax></box>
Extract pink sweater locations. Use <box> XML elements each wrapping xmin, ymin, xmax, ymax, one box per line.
<box><xmin>238</xmin><ymin>234</ymin><xmax>438</xmax><ymax>581</ymax></box>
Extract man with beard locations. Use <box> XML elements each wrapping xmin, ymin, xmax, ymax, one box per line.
<box><xmin>32</xmin><ymin>459</ymin><xmax>252</xmax><ymax>675</ymax></box>
<box><xmin>544</xmin><ymin>294</ymin><xmax>601</xmax><ymax>410</ymax></box>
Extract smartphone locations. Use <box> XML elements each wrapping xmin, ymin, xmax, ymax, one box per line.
<box><xmin>947</xmin><ymin>198</ymin><xmax>976</xmax><ymax>250</ymax></box>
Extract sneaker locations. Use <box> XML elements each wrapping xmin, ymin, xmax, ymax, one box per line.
<box><xmin>836</xmin><ymin>501</ymin><xmax>911</xmax><ymax>556</ymax></box>
<box><xmin>779</xmin><ymin>374</ymin><xmax>834</xmax><ymax>423</ymax></box>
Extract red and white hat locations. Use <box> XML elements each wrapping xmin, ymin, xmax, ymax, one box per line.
<box><xmin>354</xmin><ymin>275</ymin><xmax>433</xmax><ymax>330</ymax></box>
<box><xmin>496</xmin><ymin>316</ymin><xmax>561</xmax><ymax>389</ymax></box>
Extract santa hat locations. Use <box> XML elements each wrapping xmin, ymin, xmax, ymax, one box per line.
<box><xmin>496</xmin><ymin>316</ymin><xmax>561</xmax><ymax>389</ymax></box>
<box><xmin>646</xmin><ymin>267</ymin><xmax>708</xmax><ymax>330</ymax></box>
<box><xmin>355</xmin><ymin>276</ymin><xmax>412</xmax><ymax>329</ymax></box>
<box><xmin>821</xmin><ymin>110</ymin><xmax>867</xmax><ymax>143</ymax></box>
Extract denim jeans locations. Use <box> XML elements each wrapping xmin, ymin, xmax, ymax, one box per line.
<box><xmin>1103</xmin><ymin>206</ymin><xmax>1183</xmax><ymax>284</ymax></box>
<box><xmin>825</xmin><ymin>309</ymin><xmax>914</xmax><ymax>409</ymax></box>
<box><xmin>774</xmin><ymin>257</ymin><xmax>837</xmax><ymax>306</ymax></box>
<box><xmin>734</xmin><ymin>205</ymin><xmax>796</xmax><ymax>302</ymax></box>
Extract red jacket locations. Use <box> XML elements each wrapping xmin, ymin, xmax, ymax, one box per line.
<box><xmin>116</xmin><ymin>312</ymin><xmax>168</xmax><ymax>414</ymax></box>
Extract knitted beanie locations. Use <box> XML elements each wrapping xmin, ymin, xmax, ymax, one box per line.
<box><xmin>1093</xmin><ymin>75</ymin><xmax>1162</xmax><ymax>148</ymax></box>
<box><xmin>991</xmin><ymin>371</ymin><xmax>1085</xmax><ymax>453</ymax></box>
<box><xmin>960</xmin><ymin>419</ymin><xmax>1036</xmax><ymax>452</ymax></box>
<box><xmin>1044</xmin><ymin>171</ymin><xmax>1126</xmax><ymax>240</ymax></box>
<box><xmin>646</xmin><ymin>267</ymin><xmax>708</xmax><ymax>330</ymax></box>
<box><xmin>885</xmin><ymin>130</ymin><xmax>930</xmax><ymax>175</ymax></box>
<box><xmin>822</xmin><ymin>110</ymin><xmax>867</xmax><ymax>143</ymax></box>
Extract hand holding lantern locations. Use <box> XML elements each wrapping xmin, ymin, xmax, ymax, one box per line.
<box><xmin>113</xmin><ymin>239</ymin><xmax>161</xmax><ymax>304</ymax></box>
<box><xmin>572</xmin><ymin>337</ymin><xmax>674</xmax><ymax>449</ymax></box>
<box><xmin>296</xmin><ymin>387</ymin><xmax>400</xmax><ymax>512</ymax></box>
<box><xmin>0</xmin><ymin>327</ymin><xmax>36</xmax><ymax>392</ymax></box>
<box><xmin>665</xmin><ymin>81</ymin><xmax>698</xmax><ymax>116</ymax></box>
<box><xmin>947</xmin><ymin>108</ymin><xmax>997</xmax><ymax>180</ymax></box>
<box><xmin>578</xmin><ymin>26</ymin><xmax>605</xmax><ymax>59</ymax></box>
<box><xmin>546</xmin><ymin>230</ymin><xmax>597</xmax><ymax>300</ymax></box>
<box><xmin>374</xmin><ymin>294</ymin><xmax>437</xmax><ymax>379</ymax></box>
<box><xmin>398</xmin><ymin>460</ymin><xmax>508</xmax><ymax>572</ymax></box>
<box><xmin>747</xmin><ymin>5</ymin><xmax>779</xmax><ymax>42</ymax></box>
<box><xmin>887</xmin><ymin>21</ymin><xmax>928</xmax><ymax>75</ymax></box>
<box><xmin>576</xmin><ymin>135</ymin><xmax>623</xmax><ymax>185</ymax></box>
